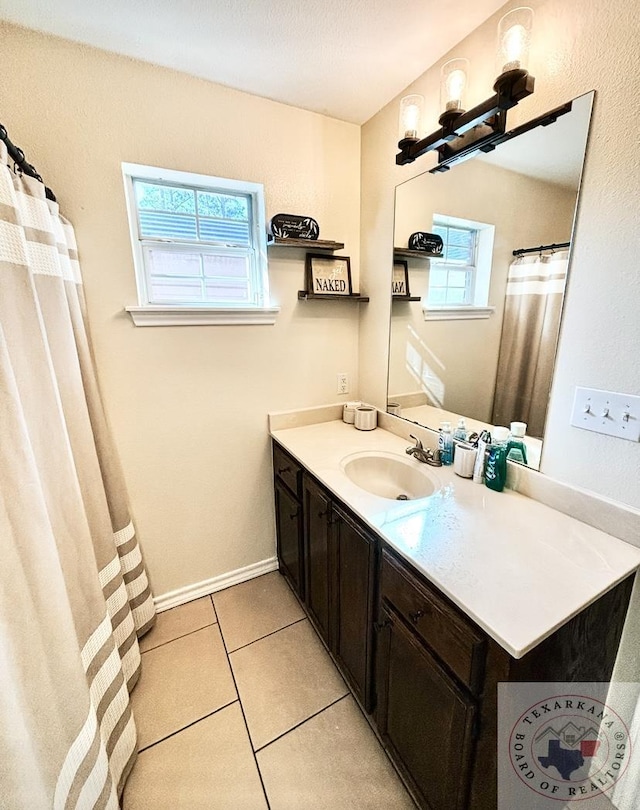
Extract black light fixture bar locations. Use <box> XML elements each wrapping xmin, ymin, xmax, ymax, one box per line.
<box><xmin>430</xmin><ymin>99</ymin><xmax>573</xmax><ymax>174</ymax></box>
<box><xmin>397</xmin><ymin>71</ymin><xmax>535</xmax><ymax>168</ymax></box>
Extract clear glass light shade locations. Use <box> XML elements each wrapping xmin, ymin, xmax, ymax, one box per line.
<box><xmin>399</xmin><ymin>94</ymin><xmax>424</xmax><ymax>141</ymax></box>
<box><xmin>440</xmin><ymin>59</ymin><xmax>469</xmax><ymax>113</ymax></box>
<box><xmin>497</xmin><ymin>7</ymin><xmax>534</xmax><ymax>75</ymax></box>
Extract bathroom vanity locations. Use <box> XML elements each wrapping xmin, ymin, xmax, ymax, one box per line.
<box><xmin>271</xmin><ymin>419</ymin><xmax>640</xmax><ymax>810</ymax></box>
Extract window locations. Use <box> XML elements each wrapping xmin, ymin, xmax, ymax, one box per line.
<box><xmin>424</xmin><ymin>214</ymin><xmax>495</xmax><ymax>321</ymax></box>
<box><xmin>122</xmin><ymin>163</ymin><xmax>278</xmax><ymax>325</ymax></box>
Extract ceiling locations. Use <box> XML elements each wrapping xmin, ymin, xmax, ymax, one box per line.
<box><xmin>0</xmin><ymin>0</ymin><xmax>507</xmax><ymax>124</ymax></box>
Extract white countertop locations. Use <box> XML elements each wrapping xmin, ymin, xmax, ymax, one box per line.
<box><xmin>271</xmin><ymin>420</ymin><xmax>640</xmax><ymax>659</ymax></box>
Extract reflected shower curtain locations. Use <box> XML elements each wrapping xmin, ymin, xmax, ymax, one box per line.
<box><xmin>0</xmin><ymin>142</ymin><xmax>155</xmax><ymax>808</ymax></box>
<box><xmin>492</xmin><ymin>251</ymin><xmax>569</xmax><ymax>438</ymax></box>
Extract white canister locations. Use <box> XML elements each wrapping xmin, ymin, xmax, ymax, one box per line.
<box><xmin>354</xmin><ymin>406</ymin><xmax>377</xmax><ymax>431</ymax></box>
<box><xmin>387</xmin><ymin>402</ymin><xmax>402</xmax><ymax>416</ymax></box>
<box><xmin>343</xmin><ymin>401</ymin><xmax>362</xmax><ymax>424</ymax></box>
<box><xmin>454</xmin><ymin>444</ymin><xmax>477</xmax><ymax>478</ymax></box>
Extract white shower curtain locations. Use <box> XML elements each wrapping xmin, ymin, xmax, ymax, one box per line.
<box><xmin>492</xmin><ymin>251</ymin><xmax>569</xmax><ymax>438</ymax></box>
<box><xmin>0</xmin><ymin>142</ymin><xmax>155</xmax><ymax>807</ymax></box>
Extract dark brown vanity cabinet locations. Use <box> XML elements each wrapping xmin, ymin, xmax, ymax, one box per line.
<box><xmin>302</xmin><ymin>474</ymin><xmax>332</xmax><ymax>644</ymax></box>
<box><xmin>272</xmin><ymin>440</ymin><xmax>635</xmax><ymax>810</ymax></box>
<box><xmin>376</xmin><ymin>546</ymin><xmax>634</xmax><ymax>810</ymax></box>
<box><xmin>301</xmin><ymin>472</ymin><xmax>378</xmax><ymax>712</ymax></box>
<box><xmin>273</xmin><ymin>444</ymin><xmax>304</xmax><ymax>599</ymax></box>
<box><xmin>331</xmin><ymin>504</ymin><xmax>377</xmax><ymax>711</ymax></box>
<box><xmin>376</xmin><ymin>550</ymin><xmax>484</xmax><ymax>810</ymax></box>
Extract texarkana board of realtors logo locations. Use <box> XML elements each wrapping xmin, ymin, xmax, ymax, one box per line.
<box><xmin>498</xmin><ymin>684</ymin><xmax>632</xmax><ymax>807</ymax></box>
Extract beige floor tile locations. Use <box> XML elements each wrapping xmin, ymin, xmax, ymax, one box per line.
<box><xmin>213</xmin><ymin>571</ymin><xmax>305</xmax><ymax>652</ymax></box>
<box><xmin>139</xmin><ymin>597</ymin><xmax>216</xmax><ymax>653</ymax></box>
<box><xmin>123</xmin><ymin>703</ymin><xmax>268</xmax><ymax>810</ymax></box>
<box><xmin>131</xmin><ymin>624</ymin><xmax>237</xmax><ymax>749</ymax></box>
<box><xmin>230</xmin><ymin>619</ymin><xmax>348</xmax><ymax>750</ymax></box>
<box><xmin>257</xmin><ymin>696</ymin><xmax>416</xmax><ymax>810</ymax></box>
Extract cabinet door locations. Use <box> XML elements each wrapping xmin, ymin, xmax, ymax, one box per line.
<box><xmin>302</xmin><ymin>476</ymin><xmax>333</xmax><ymax>646</ymax></box>
<box><xmin>376</xmin><ymin>605</ymin><xmax>476</xmax><ymax>810</ymax></box>
<box><xmin>333</xmin><ymin>506</ymin><xmax>376</xmax><ymax>712</ymax></box>
<box><xmin>274</xmin><ymin>479</ymin><xmax>303</xmax><ymax>598</ymax></box>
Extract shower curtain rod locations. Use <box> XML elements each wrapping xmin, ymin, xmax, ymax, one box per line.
<box><xmin>0</xmin><ymin>123</ymin><xmax>56</xmax><ymax>202</ymax></box>
<box><xmin>512</xmin><ymin>241</ymin><xmax>570</xmax><ymax>257</ymax></box>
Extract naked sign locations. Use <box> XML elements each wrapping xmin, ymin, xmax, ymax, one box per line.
<box><xmin>305</xmin><ymin>254</ymin><xmax>353</xmax><ymax>297</ymax></box>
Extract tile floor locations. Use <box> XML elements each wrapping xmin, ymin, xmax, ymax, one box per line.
<box><xmin>123</xmin><ymin>571</ymin><xmax>416</xmax><ymax>809</ymax></box>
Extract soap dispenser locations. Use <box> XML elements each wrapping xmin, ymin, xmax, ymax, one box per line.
<box><xmin>438</xmin><ymin>421</ymin><xmax>454</xmax><ymax>465</ymax></box>
<box><xmin>453</xmin><ymin>418</ymin><xmax>468</xmax><ymax>442</ymax></box>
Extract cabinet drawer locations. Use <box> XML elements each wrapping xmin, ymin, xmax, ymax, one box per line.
<box><xmin>273</xmin><ymin>442</ymin><xmax>302</xmax><ymax>500</ymax></box>
<box><xmin>381</xmin><ymin>549</ymin><xmax>485</xmax><ymax>695</ymax></box>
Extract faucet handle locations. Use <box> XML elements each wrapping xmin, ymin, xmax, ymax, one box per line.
<box><xmin>409</xmin><ymin>434</ymin><xmax>423</xmax><ymax>450</ymax></box>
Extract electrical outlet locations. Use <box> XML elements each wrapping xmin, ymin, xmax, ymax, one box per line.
<box><xmin>337</xmin><ymin>373</ymin><xmax>349</xmax><ymax>395</ymax></box>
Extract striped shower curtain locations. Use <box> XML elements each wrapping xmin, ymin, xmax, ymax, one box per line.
<box><xmin>0</xmin><ymin>142</ymin><xmax>155</xmax><ymax>807</ymax></box>
<box><xmin>492</xmin><ymin>251</ymin><xmax>569</xmax><ymax>438</ymax></box>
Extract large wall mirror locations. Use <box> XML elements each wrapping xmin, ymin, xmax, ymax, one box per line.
<box><xmin>388</xmin><ymin>91</ymin><xmax>594</xmax><ymax>470</ymax></box>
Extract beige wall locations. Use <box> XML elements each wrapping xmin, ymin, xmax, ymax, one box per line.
<box><xmin>390</xmin><ymin>162</ymin><xmax>576</xmax><ymax>422</ymax></box>
<box><xmin>360</xmin><ymin>0</ymin><xmax>640</xmax><ymax>509</ymax></box>
<box><xmin>1</xmin><ymin>23</ymin><xmax>361</xmax><ymax>595</ymax></box>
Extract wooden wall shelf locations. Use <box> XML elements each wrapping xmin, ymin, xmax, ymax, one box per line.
<box><xmin>394</xmin><ymin>247</ymin><xmax>441</xmax><ymax>260</ymax></box>
<box><xmin>393</xmin><ymin>296</ymin><xmax>421</xmax><ymax>302</ymax></box>
<box><xmin>298</xmin><ymin>291</ymin><xmax>369</xmax><ymax>302</ymax></box>
<box><xmin>268</xmin><ymin>237</ymin><xmax>345</xmax><ymax>251</ymax></box>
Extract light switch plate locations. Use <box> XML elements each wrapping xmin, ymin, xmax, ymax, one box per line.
<box><xmin>570</xmin><ymin>386</ymin><xmax>640</xmax><ymax>442</ymax></box>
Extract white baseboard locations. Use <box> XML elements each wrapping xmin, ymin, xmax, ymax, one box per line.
<box><xmin>153</xmin><ymin>556</ymin><xmax>279</xmax><ymax>613</ymax></box>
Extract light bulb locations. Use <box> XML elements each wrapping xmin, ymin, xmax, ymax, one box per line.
<box><xmin>440</xmin><ymin>59</ymin><xmax>469</xmax><ymax>114</ymax></box>
<box><xmin>399</xmin><ymin>95</ymin><xmax>424</xmax><ymax>141</ymax></box>
<box><xmin>497</xmin><ymin>7</ymin><xmax>533</xmax><ymax>75</ymax></box>
<box><xmin>503</xmin><ymin>23</ymin><xmax>527</xmax><ymax>68</ymax></box>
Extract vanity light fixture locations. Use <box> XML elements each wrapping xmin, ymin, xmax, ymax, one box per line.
<box><xmin>396</xmin><ymin>7</ymin><xmax>535</xmax><ymax>171</ymax></box>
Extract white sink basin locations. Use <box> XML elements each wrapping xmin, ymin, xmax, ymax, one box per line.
<box><xmin>341</xmin><ymin>451</ymin><xmax>440</xmax><ymax>501</ymax></box>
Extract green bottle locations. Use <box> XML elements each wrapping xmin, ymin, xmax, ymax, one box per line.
<box><xmin>485</xmin><ymin>426</ymin><xmax>509</xmax><ymax>492</ymax></box>
<box><xmin>506</xmin><ymin>421</ymin><xmax>528</xmax><ymax>465</ymax></box>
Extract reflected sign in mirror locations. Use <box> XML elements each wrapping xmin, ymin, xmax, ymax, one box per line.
<box><xmin>388</xmin><ymin>92</ymin><xmax>594</xmax><ymax>470</ymax></box>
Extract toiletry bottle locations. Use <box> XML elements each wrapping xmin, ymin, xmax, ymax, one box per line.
<box><xmin>472</xmin><ymin>430</ymin><xmax>491</xmax><ymax>484</ymax></box>
<box><xmin>507</xmin><ymin>421</ymin><xmax>528</xmax><ymax>465</ymax></box>
<box><xmin>438</xmin><ymin>421</ymin><xmax>454</xmax><ymax>465</ymax></box>
<box><xmin>485</xmin><ymin>426</ymin><xmax>509</xmax><ymax>492</ymax></box>
<box><xmin>453</xmin><ymin>417</ymin><xmax>467</xmax><ymax>442</ymax></box>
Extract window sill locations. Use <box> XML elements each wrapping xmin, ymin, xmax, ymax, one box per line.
<box><xmin>125</xmin><ymin>305</ymin><xmax>280</xmax><ymax>326</ymax></box>
<box><xmin>422</xmin><ymin>305</ymin><xmax>495</xmax><ymax>321</ymax></box>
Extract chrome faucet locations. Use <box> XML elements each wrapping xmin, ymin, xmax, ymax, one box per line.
<box><xmin>406</xmin><ymin>435</ymin><xmax>442</xmax><ymax>466</ymax></box>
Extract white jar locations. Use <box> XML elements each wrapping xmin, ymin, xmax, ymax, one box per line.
<box><xmin>354</xmin><ymin>406</ymin><xmax>377</xmax><ymax>431</ymax></box>
<box><xmin>343</xmin><ymin>401</ymin><xmax>362</xmax><ymax>424</ymax></box>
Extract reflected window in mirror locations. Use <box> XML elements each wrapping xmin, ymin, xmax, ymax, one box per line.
<box><xmin>428</xmin><ymin>215</ymin><xmax>495</xmax><ymax>310</ymax></box>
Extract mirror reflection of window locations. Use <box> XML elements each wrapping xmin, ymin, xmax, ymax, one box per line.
<box><xmin>428</xmin><ymin>215</ymin><xmax>495</xmax><ymax>309</ymax></box>
<box><xmin>428</xmin><ymin>221</ymin><xmax>477</xmax><ymax>306</ymax></box>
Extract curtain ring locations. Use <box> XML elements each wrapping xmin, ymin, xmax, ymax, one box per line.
<box><xmin>13</xmin><ymin>161</ymin><xmax>23</xmax><ymax>177</ymax></box>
